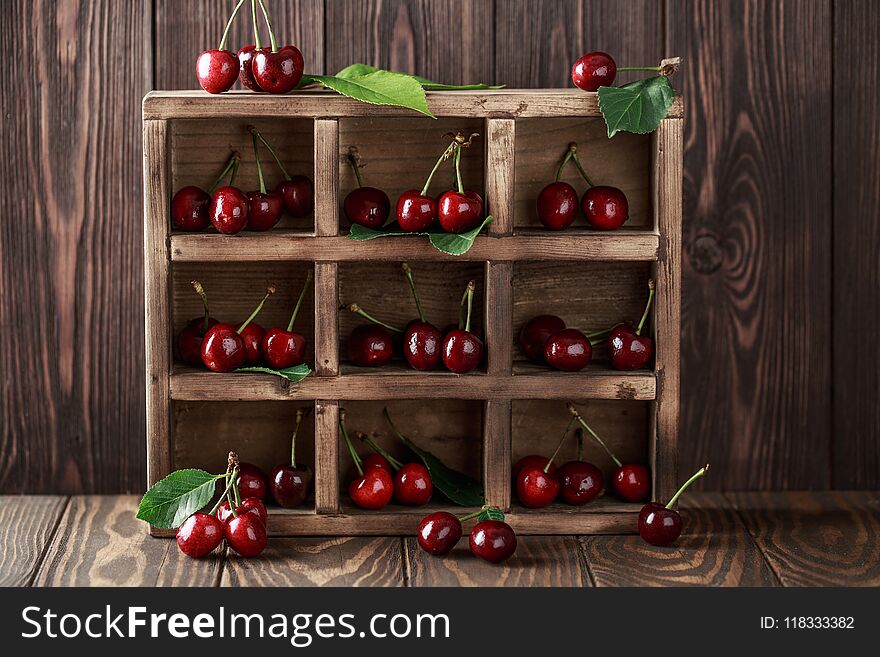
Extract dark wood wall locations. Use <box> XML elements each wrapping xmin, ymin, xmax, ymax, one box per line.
<box><xmin>1</xmin><ymin>0</ymin><xmax>877</xmax><ymax>493</ymax></box>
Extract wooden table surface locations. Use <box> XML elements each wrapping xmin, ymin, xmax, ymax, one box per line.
<box><xmin>2</xmin><ymin>492</ymin><xmax>877</xmax><ymax>587</ymax></box>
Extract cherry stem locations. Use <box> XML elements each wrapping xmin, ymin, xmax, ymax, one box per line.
<box><xmin>250</xmin><ymin>0</ymin><xmax>262</xmax><ymax>50</ymax></box>
<box><xmin>339</xmin><ymin>411</ymin><xmax>363</xmax><ymax>476</ymax></box>
<box><xmin>249</xmin><ymin>126</ymin><xmax>291</xmax><ymax>181</ymax></box>
<box><xmin>420</xmin><ymin>141</ymin><xmax>456</xmax><ymax>196</ymax></box>
<box><xmin>228</xmin><ymin>157</ymin><xmax>241</xmax><ymax>187</ymax></box>
<box><xmin>252</xmin><ymin>132</ymin><xmax>267</xmax><ymax>194</ymax></box>
<box><xmin>463</xmin><ymin>280</ymin><xmax>476</xmax><ymax>333</ymax></box>
<box><xmin>636</xmin><ymin>279</ymin><xmax>655</xmax><ymax>336</ymax></box>
<box><xmin>237</xmin><ymin>287</ymin><xmax>275</xmax><ymax>334</ymax></box>
<box><xmin>208</xmin><ymin>152</ymin><xmax>240</xmax><ymax>194</ymax></box>
<box><xmin>382</xmin><ymin>407</ymin><xmax>407</xmax><ymax>444</ymax></box>
<box><xmin>617</xmin><ymin>66</ymin><xmax>661</xmax><ymax>72</ymax></box>
<box><xmin>286</xmin><ymin>270</ymin><xmax>313</xmax><ymax>332</ymax></box>
<box><xmin>576</xmin><ymin>428</ymin><xmax>584</xmax><ymax>462</ymax></box>
<box><xmin>256</xmin><ymin>0</ymin><xmax>278</xmax><ymax>52</ymax></box>
<box><xmin>584</xmin><ymin>325</ymin><xmax>614</xmax><ymax>340</ymax></box>
<box><xmin>346</xmin><ymin>304</ymin><xmax>402</xmax><ymax>333</ymax></box>
<box><xmin>232</xmin><ymin>465</ymin><xmax>242</xmax><ymax>507</ymax></box>
<box><xmin>347</xmin><ymin>147</ymin><xmax>365</xmax><ymax>188</ymax></box>
<box><xmin>555</xmin><ymin>143</ymin><xmax>576</xmax><ymax>182</ymax></box>
<box><xmin>218</xmin><ymin>0</ymin><xmax>246</xmax><ymax>51</ymax></box>
<box><xmin>289</xmin><ymin>407</ymin><xmax>313</xmax><ymax>466</ymax></box>
<box><xmin>209</xmin><ymin>470</ymin><xmax>238</xmax><ymax>515</ymax></box>
<box><xmin>569</xmin><ymin>149</ymin><xmax>595</xmax><ymax>188</ymax></box>
<box><xmin>454</xmin><ymin>147</ymin><xmax>464</xmax><ymax>194</ymax></box>
<box><xmin>359</xmin><ymin>433</ymin><xmax>404</xmax><ymax>470</ymax></box>
<box><xmin>458</xmin><ymin>509</ymin><xmax>485</xmax><ymax>522</ymax></box>
<box><xmin>666</xmin><ymin>464</ymin><xmax>710</xmax><ymax>509</ymax></box>
<box><xmin>401</xmin><ymin>262</ymin><xmax>426</xmax><ymax>323</ymax></box>
<box><xmin>567</xmin><ymin>402</ymin><xmax>622</xmax><ymax>468</ymax></box>
<box><xmin>545</xmin><ymin>416</ymin><xmax>576</xmax><ymax>473</ymax></box>
<box><xmin>190</xmin><ymin>280</ymin><xmax>211</xmax><ymax>332</ymax></box>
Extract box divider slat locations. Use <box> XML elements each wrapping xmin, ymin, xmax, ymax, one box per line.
<box><xmin>314</xmin><ymin>119</ymin><xmax>339</xmax><ymax>237</ymax></box>
<box><xmin>485</xmin><ymin>118</ymin><xmax>516</xmax><ymax>236</ymax></box>
<box><xmin>314</xmin><ymin>262</ymin><xmax>339</xmax><ymax>376</ymax></box>
<box><xmin>314</xmin><ymin>400</ymin><xmax>340</xmax><ymax>513</ymax></box>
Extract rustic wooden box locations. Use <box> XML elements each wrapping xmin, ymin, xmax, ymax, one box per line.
<box><xmin>142</xmin><ymin>89</ymin><xmax>682</xmax><ymax>536</ymax></box>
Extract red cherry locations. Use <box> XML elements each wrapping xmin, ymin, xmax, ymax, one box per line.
<box><xmin>512</xmin><ymin>455</ymin><xmax>557</xmax><ymax>478</ymax></box>
<box><xmin>442</xmin><ymin>329</ymin><xmax>483</xmax><ymax>374</ymax></box>
<box><xmin>393</xmin><ymin>463</ymin><xmax>433</xmax><ymax>506</ymax></box>
<box><xmin>544</xmin><ymin>328</ymin><xmax>592</xmax><ymax>371</ymax></box>
<box><xmin>581</xmin><ymin>186</ymin><xmax>629</xmax><ymax>230</ymax></box>
<box><xmin>608</xmin><ymin>323</ymin><xmax>654</xmax><ymax>370</ymax></box>
<box><xmin>557</xmin><ymin>461</ymin><xmax>603</xmax><ymax>505</ymax></box>
<box><xmin>197</xmin><ymin>49</ymin><xmax>238</xmax><ymax>94</ymax></box>
<box><xmin>270</xmin><ymin>464</ymin><xmax>312</xmax><ymax>508</ymax></box>
<box><xmin>363</xmin><ymin>453</ymin><xmax>393</xmax><ymax>474</ymax></box>
<box><xmin>516</xmin><ymin>466</ymin><xmax>560</xmax><ymax>508</ymax></box>
<box><xmin>253</xmin><ymin>45</ymin><xmax>304</xmax><ymax>94</ymax></box>
<box><xmin>537</xmin><ymin>182</ymin><xmax>578</xmax><ymax>230</ymax></box>
<box><xmin>239</xmin><ymin>322</ymin><xmax>265</xmax><ymax>365</ymax></box>
<box><xmin>200</xmin><ymin>323</ymin><xmax>246</xmax><ymax>372</ymax></box>
<box><xmin>571</xmin><ymin>51</ymin><xmax>617</xmax><ymax>92</ymax></box>
<box><xmin>638</xmin><ymin>466</ymin><xmax>709</xmax><ymax>546</ymax></box>
<box><xmin>276</xmin><ymin>176</ymin><xmax>314</xmax><ymax>217</ymax></box>
<box><xmin>225</xmin><ymin>513</ymin><xmax>268</xmax><ymax>557</ymax></box>
<box><xmin>437</xmin><ymin>190</ymin><xmax>483</xmax><ymax>233</ymax></box>
<box><xmin>396</xmin><ymin>190</ymin><xmax>436</xmax><ymax>232</ymax></box>
<box><xmin>210</xmin><ymin>186</ymin><xmax>249</xmax><ymax>234</ymax></box>
<box><xmin>237</xmin><ymin>463</ymin><xmax>269</xmax><ymax>501</ymax></box>
<box><xmin>347</xmin><ymin>324</ymin><xmax>394</xmax><ymax>367</ymax></box>
<box><xmin>348</xmin><ymin>468</ymin><xmax>394</xmax><ymax>510</ymax></box>
<box><xmin>417</xmin><ymin>512</ymin><xmax>463</xmax><ymax>556</ymax></box>
<box><xmin>518</xmin><ymin>315</ymin><xmax>566</xmax><ymax>363</ymax></box>
<box><xmin>613</xmin><ymin>463</ymin><xmax>651</xmax><ymax>502</ymax></box>
<box><xmin>469</xmin><ymin>520</ymin><xmax>517</xmax><ymax>563</ymax></box>
<box><xmin>246</xmin><ymin>191</ymin><xmax>283</xmax><ymax>231</ymax></box>
<box><xmin>215</xmin><ymin>497</ymin><xmax>266</xmax><ymax>526</ymax></box>
<box><xmin>177</xmin><ymin>316</ymin><xmax>218</xmax><ymax>367</ymax></box>
<box><xmin>171</xmin><ymin>186</ymin><xmax>211</xmax><ymax>231</ymax></box>
<box><xmin>263</xmin><ymin>328</ymin><xmax>306</xmax><ymax>368</ymax></box>
<box><xmin>404</xmin><ymin>321</ymin><xmax>442</xmax><ymax>371</ymax></box>
<box><xmin>345</xmin><ymin>187</ymin><xmax>391</xmax><ymax>229</ymax></box>
<box><xmin>237</xmin><ymin>45</ymin><xmax>264</xmax><ymax>91</ymax></box>
<box><xmin>176</xmin><ymin>512</ymin><xmax>224</xmax><ymax>558</ymax></box>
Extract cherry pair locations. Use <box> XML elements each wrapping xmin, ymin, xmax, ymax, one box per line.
<box><xmin>251</xmin><ymin>271</ymin><xmax>313</xmax><ymax>370</ymax></box>
<box><xmin>518</xmin><ymin>314</ymin><xmax>605</xmax><ymax>372</ymax></box>
<box><xmin>250</xmin><ymin>126</ymin><xmax>314</xmax><ymax>223</ymax></box>
<box><xmin>197</xmin><ymin>0</ymin><xmax>303</xmax><ymax>94</ymax></box>
<box><xmin>172</xmin><ymin>151</ymin><xmax>253</xmax><ymax>235</ymax></box>
<box><xmin>537</xmin><ymin>142</ymin><xmax>628</xmax><ymax>231</ymax></box>
<box><xmin>270</xmin><ymin>407</ymin><xmax>313</xmax><ymax>508</ymax></box>
<box><xmin>397</xmin><ymin>132</ymin><xmax>484</xmax><ymax>234</ymax></box>
<box><xmin>358</xmin><ymin>433</ymin><xmax>433</xmax><ymax>506</ymax></box>
<box><xmin>417</xmin><ymin>509</ymin><xmax>517</xmax><ymax>563</ymax></box>
<box><xmin>200</xmin><ymin>287</ymin><xmax>274</xmax><ymax>372</ymax></box>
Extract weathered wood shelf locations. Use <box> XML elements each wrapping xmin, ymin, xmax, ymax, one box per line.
<box><xmin>144</xmin><ymin>89</ymin><xmax>682</xmax><ymax>537</ymax></box>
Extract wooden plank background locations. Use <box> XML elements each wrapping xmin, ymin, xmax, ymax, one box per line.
<box><xmin>0</xmin><ymin>0</ymin><xmax>876</xmax><ymax>493</ymax></box>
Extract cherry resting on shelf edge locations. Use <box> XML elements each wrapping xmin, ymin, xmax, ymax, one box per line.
<box><xmin>341</xmin><ymin>414</ymin><xmax>394</xmax><ymax>510</ymax></box>
<box><xmin>519</xmin><ymin>314</ymin><xmax>566</xmax><ymax>363</ymax></box>
<box><xmin>401</xmin><ymin>262</ymin><xmax>442</xmax><ymax>371</ymax></box>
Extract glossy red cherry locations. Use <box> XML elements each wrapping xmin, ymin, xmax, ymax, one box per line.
<box><xmin>349</xmin><ymin>466</ymin><xmax>393</xmax><ymax>510</ymax></box>
<box><xmin>215</xmin><ymin>498</ymin><xmax>267</xmax><ymax>526</ymax></box>
<box><xmin>246</xmin><ymin>192</ymin><xmax>283</xmax><ymax>231</ymax></box>
<box><xmin>613</xmin><ymin>463</ymin><xmax>651</xmax><ymax>502</ymax></box>
<box><xmin>263</xmin><ymin>271</ymin><xmax>312</xmax><ymax>369</ymax></box>
<box><xmin>176</xmin><ymin>512</ymin><xmax>224</xmax><ymax>558</ymax></box>
<box><xmin>516</xmin><ymin>467</ymin><xmax>560</xmax><ymax>508</ymax></box>
<box><xmin>571</xmin><ymin>51</ymin><xmax>617</xmax><ymax>92</ymax></box>
<box><xmin>197</xmin><ymin>49</ymin><xmax>239</xmax><ymax>94</ymax></box>
<box><xmin>171</xmin><ymin>186</ymin><xmax>211</xmax><ymax>231</ymax></box>
<box><xmin>239</xmin><ymin>322</ymin><xmax>265</xmax><ymax>364</ymax></box>
<box><xmin>200</xmin><ymin>288</ymin><xmax>274</xmax><ymax>372</ymax></box>
<box><xmin>393</xmin><ymin>463</ymin><xmax>433</xmax><ymax>506</ymax></box>
<box><xmin>557</xmin><ymin>461</ymin><xmax>603</xmax><ymax>505</ymax></box>
<box><xmin>270</xmin><ymin>408</ymin><xmax>313</xmax><ymax>508</ymax></box>
<box><xmin>437</xmin><ymin>190</ymin><xmax>483</xmax><ymax>233</ymax></box>
<box><xmin>404</xmin><ymin>322</ymin><xmax>442</xmax><ymax>371</ymax></box>
<box><xmin>608</xmin><ymin>278</ymin><xmax>655</xmax><ymax>370</ymax></box>
<box><xmin>363</xmin><ymin>453</ymin><xmax>392</xmax><ymax>474</ymax></box>
<box><xmin>537</xmin><ymin>182</ymin><xmax>578</xmax><ymax>230</ymax></box>
<box><xmin>544</xmin><ymin>328</ymin><xmax>592</xmax><ymax>371</ymax></box>
<box><xmin>276</xmin><ymin>176</ymin><xmax>314</xmax><ymax>217</ymax></box>
<box><xmin>253</xmin><ymin>45</ymin><xmax>304</xmax><ymax>94</ymax></box>
<box><xmin>226</xmin><ymin>513</ymin><xmax>268</xmax><ymax>557</ymax></box>
<box><xmin>347</xmin><ymin>324</ymin><xmax>394</xmax><ymax>367</ymax></box>
<box><xmin>210</xmin><ymin>186</ymin><xmax>249</xmax><ymax>234</ymax></box>
<box><xmin>396</xmin><ymin>190</ymin><xmax>436</xmax><ymax>232</ymax></box>
<box><xmin>519</xmin><ymin>314</ymin><xmax>566</xmax><ymax>363</ymax></box>
<box><xmin>417</xmin><ymin>512</ymin><xmax>462</xmax><ymax>556</ymax></box>
<box><xmin>345</xmin><ymin>187</ymin><xmax>390</xmax><ymax>229</ymax></box>
<box><xmin>639</xmin><ymin>466</ymin><xmax>709</xmax><ymax>546</ymax></box>
<box><xmin>442</xmin><ymin>281</ymin><xmax>483</xmax><ymax>374</ymax></box>
<box><xmin>469</xmin><ymin>519</ymin><xmax>517</xmax><ymax>563</ymax></box>
<box><xmin>512</xmin><ymin>455</ymin><xmax>557</xmax><ymax>477</ymax></box>
<box><xmin>582</xmin><ymin>186</ymin><xmax>629</xmax><ymax>230</ymax></box>
<box><xmin>237</xmin><ymin>462</ymin><xmax>268</xmax><ymax>501</ymax></box>
<box><xmin>237</xmin><ymin>44</ymin><xmax>263</xmax><ymax>91</ymax></box>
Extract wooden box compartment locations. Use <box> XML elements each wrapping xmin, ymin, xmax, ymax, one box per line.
<box><xmin>145</xmin><ymin>89</ymin><xmax>682</xmax><ymax>537</ymax></box>
<box><xmin>338</xmin><ymin>261</ymin><xmax>485</xmax><ymax>373</ymax></box>
<box><xmin>170</xmin><ymin>118</ymin><xmax>315</xmax><ymax>233</ymax></box>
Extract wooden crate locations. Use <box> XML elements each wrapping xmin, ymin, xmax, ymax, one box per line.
<box><xmin>143</xmin><ymin>89</ymin><xmax>683</xmax><ymax>537</ymax></box>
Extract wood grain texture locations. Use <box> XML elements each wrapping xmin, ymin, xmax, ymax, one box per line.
<box><xmin>0</xmin><ymin>0</ymin><xmax>147</xmax><ymax>494</ymax></box>
<box><xmin>483</xmin><ymin>400</ymin><xmax>512</xmax><ymax>510</ymax></box>
<box><xmin>314</xmin><ymin>400</ymin><xmax>340</xmax><ymax>513</ymax></box>
<box><xmin>34</xmin><ymin>496</ymin><xmax>221</xmax><ymax>586</ymax></box>
<box><xmin>314</xmin><ymin>262</ymin><xmax>340</xmax><ymax>375</ymax></box>
<box><xmin>222</xmin><ymin>537</ymin><xmax>404</xmax><ymax>586</ymax></box>
<box><xmin>314</xmin><ymin>119</ymin><xmax>340</xmax><ymax>236</ymax></box>
<box><xmin>582</xmin><ymin>493</ymin><xmax>778</xmax><ymax>587</ymax></box>
<box><xmin>486</xmin><ymin>118</ymin><xmax>516</xmax><ymax>235</ymax></box>
<box><xmin>325</xmin><ymin>0</ymin><xmax>493</xmax><ymax>83</ymax></box>
<box><xmin>0</xmin><ymin>496</ymin><xmax>68</xmax><ymax>586</ymax></box>
<box><xmin>153</xmin><ymin>0</ymin><xmax>325</xmax><ymax>88</ymax></box>
<box><xmin>832</xmin><ymin>0</ymin><xmax>880</xmax><ymax>488</ymax></box>
<box><xmin>729</xmin><ymin>491</ymin><xmax>880</xmax><ymax>587</ymax></box>
<box><xmin>405</xmin><ymin>536</ymin><xmax>590</xmax><ymax>587</ymax></box>
<box><xmin>668</xmin><ymin>0</ymin><xmax>833</xmax><ymax>489</ymax></box>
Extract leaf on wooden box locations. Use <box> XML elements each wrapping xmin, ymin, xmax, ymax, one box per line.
<box><xmin>236</xmin><ymin>363</ymin><xmax>312</xmax><ymax>382</ymax></box>
<box><xmin>301</xmin><ymin>70</ymin><xmax>434</xmax><ymax>118</ymax></box>
<box><xmin>597</xmin><ymin>76</ymin><xmax>675</xmax><ymax>138</ymax></box>
<box><xmin>334</xmin><ymin>64</ymin><xmax>503</xmax><ymax>91</ymax></box>
<box><xmin>348</xmin><ymin>216</ymin><xmax>493</xmax><ymax>256</ymax></box>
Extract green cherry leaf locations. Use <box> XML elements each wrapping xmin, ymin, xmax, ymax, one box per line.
<box><xmin>235</xmin><ymin>364</ymin><xmax>312</xmax><ymax>382</ymax></box>
<box><xmin>597</xmin><ymin>75</ymin><xmax>675</xmax><ymax>138</ymax></box>
<box><xmin>347</xmin><ymin>216</ymin><xmax>493</xmax><ymax>256</ymax></box>
<box><xmin>393</xmin><ymin>436</ymin><xmax>483</xmax><ymax>507</ymax></box>
<box><xmin>136</xmin><ymin>469</ymin><xmax>223</xmax><ymax>529</ymax></box>
<box><xmin>478</xmin><ymin>507</ymin><xmax>506</xmax><ymax>522</ymax></box>
<box><xmin>304</xmin><ymin>71</ymin><xmax>434</xmax><ymax>118</ymax></box>
<box><xmin>334</xmin><ymin>64</ymin><xmax>503</xmax><ymax>90</ymax></box>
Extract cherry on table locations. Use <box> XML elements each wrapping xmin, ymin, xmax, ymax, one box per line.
<box><xmin>344</xmin><ymin>146</ymin><xmax>390</xmax><ymax>229</ymax></box>
<box><xmin>417</xmin><ymin>512</ymin><xmax>462</xmax><ymax>556</ymax></box>
<box><xmin>196</xmin><ymin>0</ymin><xmax>247</xmax><ymax>93</ymax></box>
<box><xmin>608</xmin><ymin>278</ymin><xmax>655</xmax><ymax>370</ymax></box>
<box><xmin>176</xmin><ymin>512</ymin><xmax>224</xmax><ymax>558</ymax></box>
<box><xmin>226</xmin><ymin>513</ymin><xmax>268</xmax><ymax>557</ymax></box>
<box><xmin>544</xmin><ymin>328</ymin><xmax>592</xmax><ymax>371</ymax></box>
<box><xmin>270</xmin><ymin>407</ymin><xmax>313</xmax><ymax>508</ymax></box>
<box><xmin>639</xmin><ymin>465</ymin><xmax>709</xmax><ymax>546</ymax></box>
<box><xmin>216</xmin><ymin>497</ymin><xmax>267</xmax><ymax>526</ymax></box>
<box><xmin>442</xmin><ymin>280</ymin><xmax>483</xmax><ymax>374</ymax></box>
<box><xmin>263</xmin><ymin>270</ymin><xmax>313</xmax><ymax>369</ymax></box>
<box><xmin>201</xmin><ymin>287</ymin><xmax>274</xmax><ymax>372</ymax></box>
<box><xmin>469</xmin><ymin>518</ymin><xmax>517</xmax><ymax>563</ymax></box>
<box><xmin>571</xmin><ymin>51</ymin><xmax>617</xmax><ymax>92</ymax></box>
<box><xmin>519</xmin><ymin>314</ymin><xmax>566</xmax><ymax>363</ymax></box>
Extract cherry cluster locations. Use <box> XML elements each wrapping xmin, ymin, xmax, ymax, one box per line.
<box><xmin>171</xmin><ymin>127</ymin><xmax>313</xmax><ymax>235</ymax></box>
<box><xmin>519</xmin><ymin>278</ymin><xmax>655</xmax><ymax>372</ymax></box>
<box><xmin>197</xmin><ymin>0</ymin><xmax>304</xmax><ymax>95</ymax></box>
<box><xmin>343</xmin><ymin>133</ymin><xmax>484</xmax><ymax>235</ymax></box>
<box><xmin>177</xmin><ymin>273</ymin><xmax>311</xmax><ymax>373</ymax></box>
<box><xmin>537</xmin><ymin>142</ymin><xmax>629</xmax><ymax>231</ymax></box>
<box><xmin>344</xmin><ymin>263</ymin><xmax>484</xmax><ymax>374</ymax></box>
